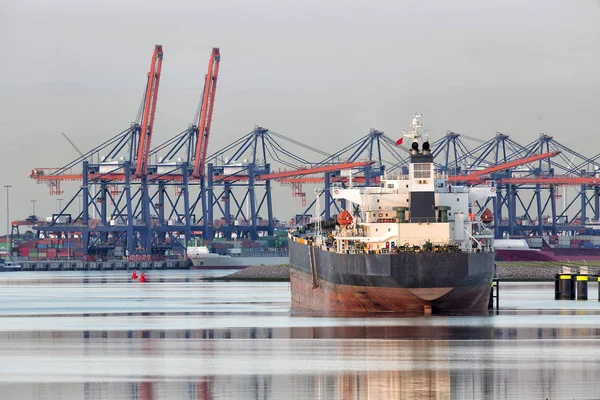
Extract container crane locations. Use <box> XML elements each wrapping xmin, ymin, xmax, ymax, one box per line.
<box><xmin>138</xmin><ymin>48</ymin><xmax>221</xmax><ymax>250</ymax></box>
<box><xmin>30</xmin><ymin>45</ymin><xmax>164</xmax><ymax>188</ymax></box>
<box><xmin>29</xmin><ymin>45</ymin><xmax>165</xmax><ymax>256</ymax></box>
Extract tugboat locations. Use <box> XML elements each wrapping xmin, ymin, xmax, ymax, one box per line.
<box><xmin>288</xmin><ymin>115</ymin><xmax>496</xmax><ymax>314</ymax></box>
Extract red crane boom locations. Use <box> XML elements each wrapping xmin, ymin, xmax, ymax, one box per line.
<box><xmin>135</xmin><ymin>45</ymin><xmax>164</xmax><ymax>178</ymax></box>
<box><xmin>256</xmin><ymin>161</ymin><xmax>374</xmax><ymax>180</ymax></box>
<box><xmin>193</xmin><ymin>48</ymin><xmax>221</xmax><ymax>178</ymax></box>
<box><xmin>500</xmin><ymin>177</ymin><xmax>600</xmax><ymax>186</ymax></box>
<box><xmin>449</xmin><ymin>151</ymin><xmax>560</xmax><ymax>182</ymax></box>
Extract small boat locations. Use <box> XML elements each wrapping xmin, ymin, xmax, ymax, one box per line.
<box><xmin>0</xmin><ymin>252</ymin><xmax>22</xmax><ymax>272</ymax></box>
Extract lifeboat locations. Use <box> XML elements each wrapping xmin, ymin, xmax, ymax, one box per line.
<box><xmin>481</xmin><ymin>208</ymin><xmax>493</xmax><ymax>224</ymax></box>
<box><xmin>337</xmin><ymin>210</ymin><xmax>353</xmax><ymax>226</ymax></box>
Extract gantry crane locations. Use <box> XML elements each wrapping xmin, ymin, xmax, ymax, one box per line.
<box><xmin>29</xmin><ymin>45</ymin><xmax>164</xmax><ymax>256</ymax></box>
<box><xmin>134</xmin><ymin>48</ymin><xmax>221</xmax><ymax>250</ymax></box>
<box><xmin>30</xmin><ymin>45</ymin><xmax>164</xmax><ymax>188</ymax></box>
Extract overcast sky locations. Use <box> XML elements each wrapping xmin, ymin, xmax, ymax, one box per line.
<box><xmin>1</xmin><ymin>0</ymin><xmax>600</xmax><ymax>230</ymax></box>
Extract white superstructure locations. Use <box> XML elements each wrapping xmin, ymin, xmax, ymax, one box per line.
<box><xmin>326</xmin><ymin>114</ymin><xmax>496</xmax><ymax>254</ymax></box>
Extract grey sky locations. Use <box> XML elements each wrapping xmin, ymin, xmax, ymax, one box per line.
<box><xmin>1</xmin><ymin>0</ymin><xmax>599</xmax><ymax>228</ymax></box>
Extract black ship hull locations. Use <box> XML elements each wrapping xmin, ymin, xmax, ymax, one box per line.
<box><xmin>289</xmin><ymin>238</ymin><xmax>494</xmax><ymax>314</ymax></box>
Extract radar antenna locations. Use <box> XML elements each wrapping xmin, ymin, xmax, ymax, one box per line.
<box><xmin>407</xmin><ymin>113</ymin><xmax>424</xmax><ymax>145</ymax></box>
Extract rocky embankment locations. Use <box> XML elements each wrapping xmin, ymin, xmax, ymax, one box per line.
<box><xmin>218</xmin><ymin>265</ymin><xmax>290</xmax><ymax>281</ymax></box>
<box><xmin>215</xmin><ymin>262</ymin><xmax>599</xmax><ymax>282</ymax></box>
<box><xmin>497</xmin><ymin>262</ymin><xmax>600</xmax><ymax>281</ymax></box>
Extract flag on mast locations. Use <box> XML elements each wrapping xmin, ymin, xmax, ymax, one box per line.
<box><xmin>395</xmin><ymin>137</ymin><xmax>403</xmax><ymax>146</ymax></box>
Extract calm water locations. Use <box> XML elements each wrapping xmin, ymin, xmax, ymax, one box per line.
<box><xmin>0</xmin><ymin>271</ymin><xmax>599</xmax><ymax>399</ymax></box>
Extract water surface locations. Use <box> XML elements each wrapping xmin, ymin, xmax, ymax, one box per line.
<box><xmin>0</xmin><ymin>270</ymin><xmax>599</xmax><ymax>399</ymax></box>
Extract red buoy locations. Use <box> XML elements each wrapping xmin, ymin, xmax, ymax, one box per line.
<box><xmin>140</xmin><ymin>273</ymin><xmax>146</xmax><ymax>283</ymax></box>
<box><xmin>337</xmin><ymin>210</ymin><xmax>353</xmax><ymax>226</ymax></box>
<box><xmin>131</xmin><ymin>270</ymin><xmax>138</xmax><ymax>279</ymax></box>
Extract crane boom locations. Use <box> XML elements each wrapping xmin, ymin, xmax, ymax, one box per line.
<box><xmin>193</xmin><ymin>48</ymin><xmax>221</xmax><ymax>178</ymax></box>
<box><xmin>135</xmin><ymin>45</ymin><xmax>164</xmax><ymax>177</ymax></box>
<box><xmin>256</xmin><ymin>161</ymin><xmax>373</xmax><ymax>180</ymax></box>
<box><xmin>500</xmin><ymin>177</ymin><xmax>600</xmax><ymax>186</ymax></box>
<box><xmin>448</xmin><ymin>151</ymin><xmax>560</xmax><ymax>182</ymax></box>
<box><xmin>61</xmin><ymin>132</ymin><xmax>84</xmax><ymax>157</ymax></box>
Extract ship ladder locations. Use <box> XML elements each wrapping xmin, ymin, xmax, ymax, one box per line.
<box><xmin>309</xmin><ymin>245</ymin><xmax>319</xmax><ymax>289</ymax></box>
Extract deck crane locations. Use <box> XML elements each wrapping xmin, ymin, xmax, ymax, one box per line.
<box><xmin>193</xmin><ymin>48</ymin><xmax>220</xmax><ymax>178</ymax></box>
<box><xmin>135</xmin><ymin>45</ymin><xmax>163</xmax><ymax>178</ymax></box>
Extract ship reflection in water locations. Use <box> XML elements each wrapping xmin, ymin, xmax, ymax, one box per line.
<box><xmin>0</xmin><ymin>272</ymin><xmax>600</xmax><ymax>399</ymax></box>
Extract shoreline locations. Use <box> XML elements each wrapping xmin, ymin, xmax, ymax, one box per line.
<box><xmin>208</xmin><ymin>262</ymin><xmax>598</xmax><ymax>282</ymax></box>
<box><xmin>210</xmin><ymin>265</ymin><xmax>291</xmax><ymax>281</ymax></box>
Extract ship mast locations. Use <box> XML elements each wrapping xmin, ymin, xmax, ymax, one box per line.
<box><xmin>314</xmin><ymin>189</ymin><xmax>323</xmax><ymax>243</ymax></box>
<box><xmin>407</xmin><ymin>113</ymin><xmax>423</xmax><ymax>150</ymax></box>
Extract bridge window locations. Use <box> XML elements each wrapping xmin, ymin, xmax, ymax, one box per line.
<box><xmin>414</xmin><ymin>163</ymin><xmax>431</xmax><ymax>179</ymax></box>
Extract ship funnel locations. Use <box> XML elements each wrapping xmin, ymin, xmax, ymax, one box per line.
<box><xmin>411</xmin><ymin>141</ymin><xmax>419</xmax><ymax>155</ymax></box>
<box><xmin>422</xmin><ymin>141</ymin><xmax>431</xmax><ymax>155</ymax></box>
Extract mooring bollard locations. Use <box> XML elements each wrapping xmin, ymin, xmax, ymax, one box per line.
<box><xmin>577</xmin><ymin>267</ymin><xmax>588</xmax><ymax>300</ymax></box>
<box><xmin>555</xmin><ymin>273</ymin><xmax>575</xmax><ymax>300</ymax></box>
<box><xmin>576</xmin><ymin>275</ymin><xmax>588</xmax><ymax>300</ymax></box>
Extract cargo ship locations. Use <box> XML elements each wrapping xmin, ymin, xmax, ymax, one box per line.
<box><xmin>289</xmin><ymin>115</ymin><xmax>496</xmax><ymax>314</ymax></box>
<box><xmin>187</xmin><ymin>246</ymin><xmax>288</xmax><ymax>269</ymax></box>
<box><xmin>186</xmin><ymin>235</ymin><xmax>289</xmax><ymax>269</ymax></box>
<box><xmin>495</xmin><ymin>236</ymin><xmax>600</xmax><ymax>262</ymax></box>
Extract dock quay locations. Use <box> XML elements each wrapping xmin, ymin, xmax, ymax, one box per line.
<box><xmin>18</xmin><ymin>259</ymin><xmax>190</xmax><ymax>271</ymax></box>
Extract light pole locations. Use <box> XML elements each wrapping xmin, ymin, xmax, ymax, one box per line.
<box><xmin>57</xmin><ymin>198</ymin><xmax>64</xmax><ymax>212</ymax></box>
<box><xmin>3</xmin><ymin>185</ymin><xmax>11</xmax><ymax>254</ymax></box>
<box><xmin>31</xmin><ymin>199</ymin><xmax>37</xmax><ymax>216</ymax></box>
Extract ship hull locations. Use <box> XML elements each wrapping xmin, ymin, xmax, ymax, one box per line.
<box><xmin>289</xmin><ymin>238</ymin><xmax>494</xmax><ymax>314</ymax></box>
<box><xmin>0</xmin><ymin>265</ymin><xmax>21</xmax><ymax>272</ymax></box>
<box><xmin>495</xmin><ymin>248</ymin><xmax>600</xmax><ymax>262</ymax></box>
<box><xmin>495</xmin><ymin>249</ymin><xmax>557</xmax><ymax>262</ymax></box>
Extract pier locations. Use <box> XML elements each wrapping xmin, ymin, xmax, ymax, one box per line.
<box><xmin>18</xmin><ymin>259</ymin><xmax>189</xmax><ymax>271</ymax></box>
<box><xmin>554</xmin><ymin>266</ymin><xmax>600</xmax><ymax>300</ymax></box>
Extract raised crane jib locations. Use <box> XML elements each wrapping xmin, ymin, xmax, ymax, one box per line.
<box><xmin>193</xmin><ymin>47</ymin><xmax>221</xmax><ymax>178</ymax></box>
<box><xmin>135</xmin><ymin>45</ymin><xmax>164</xmax><ymax>178</ymax></box>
